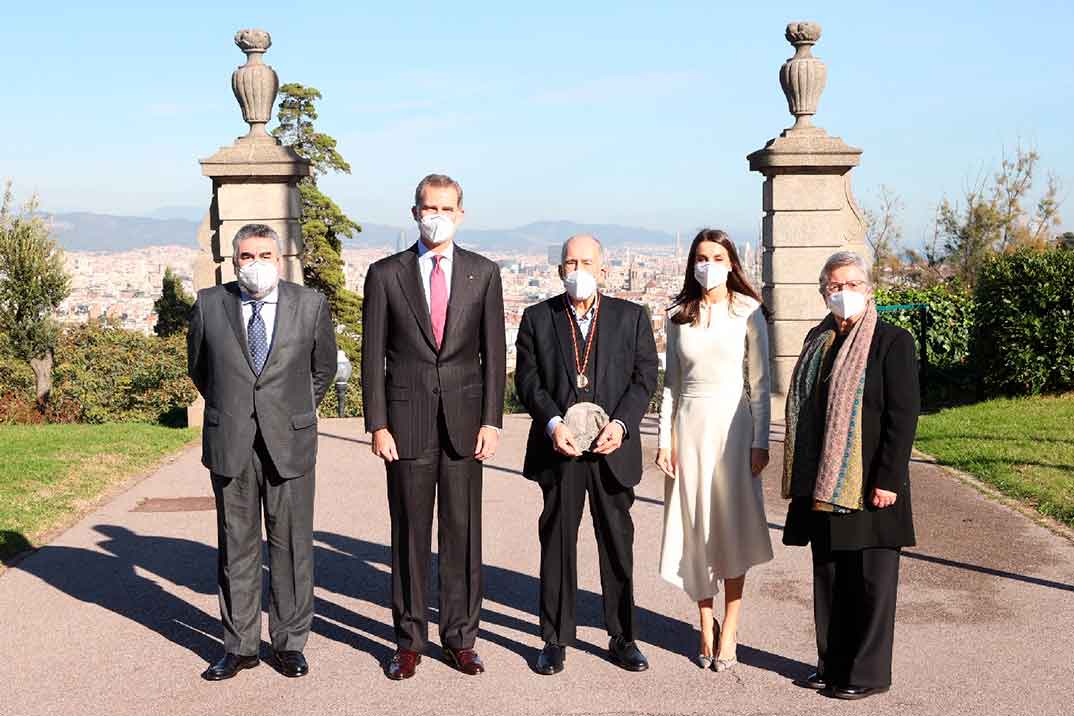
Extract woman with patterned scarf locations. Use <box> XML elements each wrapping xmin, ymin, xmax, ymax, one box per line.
<box><xmin>781</xmin><ymin>251</ymin><xmax>920</xmax><ymax>701</ymax></box>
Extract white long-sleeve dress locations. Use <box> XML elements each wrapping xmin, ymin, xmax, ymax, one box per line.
<box><xmin>658</xmin><ymin>295</ymin><xmax>773</xmax><ymax>600</ymax></box>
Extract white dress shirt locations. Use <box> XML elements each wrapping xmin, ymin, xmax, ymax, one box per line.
<box><xmin>240</xmin><ymin>285</ymin><xmax>279</xmax><ymax>350</ymax></box>
<box><xmin>416</xmin><ymin>240</ymin><xmax>453</xmax><ymax>310</ymax></box>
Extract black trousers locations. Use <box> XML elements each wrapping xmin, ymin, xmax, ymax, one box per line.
<box><xmin>386</xmin><ymin>413</ymin><xmax>482</xmax><ymax>652</ymax></box>
<box><xmin>810</xmin><ymin>540</ymin><xmax>901</xmax><ymax>689</ymax></box>
<box><xmin>211</xmin><ymin>431</ymin><xmax>315</xmax><ymax>656</ymax></box>
<box><xmin>538</xmin><ymin>457</ymin><xmax>635</xmax><ymax>646</ymax></box>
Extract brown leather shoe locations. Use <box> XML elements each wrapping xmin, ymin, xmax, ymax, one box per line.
<box><xmin>445</xmin><ymin>647</ymin><xmax>485</xmax><ymax>675</ymax></box>
<box><xmin>386</xmin><ymin>649</ymin><xmax>421</xmax><ymax>680</ymax></box>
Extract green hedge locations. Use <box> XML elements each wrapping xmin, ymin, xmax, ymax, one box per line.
<box><xmin>975</xmin><ymin>249</ymin><xmax>1074</xmax><ymax>396</ymax></box>
<box><xmin>876</xmin><ymin>283</ymin><xmax>976</xmax><ymax>404</ymax></box>
<box><xmin>52</xmin><ymin>321</ymin><xmax>198</xmax><ymax>424</ymax></box>
<box><xmin>875</xmin><ymin>284</ymin><xmax>975</xmax><ymax>369</ymax></box>
<box><xmin>0</xmin><ymin>320</ymin><xmax>198</xmax><ymax>425</ymax></box>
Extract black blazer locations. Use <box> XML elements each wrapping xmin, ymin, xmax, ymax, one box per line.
<box><xmin>361</xmin><ymin>243</ymin><xmax>506</xmax><ymax>459</ymax></box>
<box><xmin>783</xmin><ymin>319</ymin><xmax>920</xmax><ymax>549</ymax></box>
<box><xmin>187</xmin><ymin>280</ymin><xmax>338</xmax><ymax>479</ymax></box>
<box><xmin>515</xmin><ymin>294</ymin><xmax>659</xmax><ymax>487</ymax></box>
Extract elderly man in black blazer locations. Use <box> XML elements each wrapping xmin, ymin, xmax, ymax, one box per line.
<box><xmin>362</xmin><ymin>174</ymin><xmax>506</xmax><ymax>680</ymax></box>
<box><xmin>187</xmin><ymin>223</ymin><xmax>338</xmax><ymax>681</ymax></box>
<box><xmin>515</xmin><ymin>234</ymin><xmax>659</xmax><ymax>676</ymax></box>
<box><xmin>782</xmin><ymin>250</ymin><xmax>920</xmax><ymax>701</ymax></box>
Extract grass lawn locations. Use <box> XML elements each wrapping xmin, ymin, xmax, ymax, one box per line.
<box><xmin>0</xmin><ymin>423</ymin><xmax>198</xmax><ymax>561</ymax></box>
<box><xmin>916</xmin><ymin>394</ymin><xmax>1074</xmax><ymax>528</ymax></box>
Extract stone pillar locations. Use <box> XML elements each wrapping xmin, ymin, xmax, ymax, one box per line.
<box><xmin>747</xmin><ymin>22</ymin><xmax>866</xmax><ymax>418</ymax></box>
<box><xmin>194</xmin><ymin>28</ymin><xmax>310</xmax><ymax>291</ymax></box>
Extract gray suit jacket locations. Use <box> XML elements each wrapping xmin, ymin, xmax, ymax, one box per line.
<box><xmin>187</xmin><ymin>280</ymin><xmax>338</xmax><ymax>478</ymax></box>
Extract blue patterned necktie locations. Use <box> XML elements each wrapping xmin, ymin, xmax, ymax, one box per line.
<box><xmin>248</xmin><ymin>301</ymin><xmax>268</xmax><ymax>374</ymax></box>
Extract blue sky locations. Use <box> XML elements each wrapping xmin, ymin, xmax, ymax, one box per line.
<box><xmin>2</xmin><ymin>1</ymin><xmax>1072</xmax><ymax>246</ymax></box>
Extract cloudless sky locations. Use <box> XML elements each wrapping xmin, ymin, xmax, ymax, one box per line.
<box><xmin>2</xmin><ymin>1</ymin><xmax>1072</xmax><ymax>246</ymax></box>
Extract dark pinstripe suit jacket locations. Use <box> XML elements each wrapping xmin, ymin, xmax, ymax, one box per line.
<box><xmin>361</xmin><ymin>243</ymin><xmax>507</xmax><ymax>458</ymax></box>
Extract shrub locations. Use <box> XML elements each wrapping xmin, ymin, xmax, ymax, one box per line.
<box><xmin>47</xmin><ymin>320</ymin><xmax>198</xmax><ymax>424</ymax></box>
<box><xmin>975</xmin><ymin>249</ymin><xmax>1074</xmax><ymax>396</ymax></box>
<box><xmin>876</xmin><ymin>283</ymin><xmax>976</xmax><ymax>405</ymax></box>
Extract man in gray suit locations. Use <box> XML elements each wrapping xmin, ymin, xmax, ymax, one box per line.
<box><xmin>187</xmin><ymin>223</ymin><xmax>337</xmax><ymax>681</ymax></box>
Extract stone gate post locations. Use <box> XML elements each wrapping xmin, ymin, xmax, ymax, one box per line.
<box><xmin>747</xmin><ymin>22</ymin><xmax>866</xmax><ymax>418</ymax></box>
<box><xmin>193</xmin><ymin>28</ymin><xmax>310</xmax><ymax>291</ymax></box>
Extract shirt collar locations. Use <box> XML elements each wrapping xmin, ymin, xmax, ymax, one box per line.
<box><xmin>567</xmin><ymin>294</ymin><xmax>600</xmax><ymax>321</ymax></box>
<box><xmin>416</xmin><ymin>240</ymin><xmax>454</xmax><ymax>263</ymax></box>
<box><xmin>240</xmin><ymin>285</ymin><xmax>279</xmax><ymax>305</ymax></box>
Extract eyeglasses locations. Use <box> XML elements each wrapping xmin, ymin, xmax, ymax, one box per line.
<box><xmin>822</xmin><ymin>280</ymin><xmax>868</xmax><ymax>295</ymax></box>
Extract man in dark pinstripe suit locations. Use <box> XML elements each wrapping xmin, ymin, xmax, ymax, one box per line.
<box><xmin>361</xmin><ymin>174</ymin><xmax>506</xmax><ymax>680</ymax></box>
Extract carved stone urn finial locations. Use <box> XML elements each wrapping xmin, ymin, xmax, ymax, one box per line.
<box><xmin>231</xmin><ymin>29</ymin><xmax>279</xmax><ymax>144</ymax></box>
<box><xmin>779</xmin><ymin>21</ymin><xmax>827</xmax><ymax>131</ymax></box>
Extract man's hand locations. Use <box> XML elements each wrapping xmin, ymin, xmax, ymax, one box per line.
<box><xmin>750</xmin><ymin>448</ymin><xmax>769</xmax><ymax>477</ymax></box>
<box><xmin>591</xmin><ymin>421</ymin><xmax>625</xmax><ymax>455</ymax></box>
<box><xmin>372</xmin><ymin>428</ymin><xmax>399</xmax><ymax>463</ymax></box>
<box><xmin>474</xmin><ymin>426</ymin><xmax>500</xmax><ymax>461</ymax></box>
<box><xmin>872</xmin><ymin>487</ymin><xmax>897</xmax><ymax>509</ymax></box>
<box><xmin>655</xmin><ymin>447</ymin><xmax>677</xmax><ymax>479</ymax></box>
<box><xmin>552</xmin><ymin>423</ymin><xmax>583</xmax><ymax>457</ymax></box>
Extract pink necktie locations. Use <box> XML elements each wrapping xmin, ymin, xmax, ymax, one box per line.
<box><xmin>430</xmin><ymin>255</ymin><xmax>447</xmax><ymax>349</ymax></box>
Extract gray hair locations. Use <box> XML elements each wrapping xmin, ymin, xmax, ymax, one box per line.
<box><xmin>414</xmin><ymin>173</ymin><xmax>464</xmax><ymax>208</ymax></box>
<box><xmin>560</xmin><ymin>234</ymin><xmax>607</xmax><ymax>265</ymax></box>
<box><xmin>818</xmin><ymin>250</ymin><xmax>871</xmax><ymax>290</ymax></box>
<box><xmin>232</xmin><ymin>223</ymin><xmax>281</xmax><ymax>258</ymax></box>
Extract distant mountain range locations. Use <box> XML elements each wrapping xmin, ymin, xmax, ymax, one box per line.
<box><xmin>44</xmin><ymin>209</ymin><xmax>732</xmax><ymax>254</ymax></box>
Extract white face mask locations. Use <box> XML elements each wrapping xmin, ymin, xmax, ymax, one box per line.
<box><xmin>827</xmin><ymin>290</ymin><xmax>867</xmax><ymax>320</ymax></box>
<box><xmin>694</xmin><ymin>262</ymin><xmax>730</xmax><ymax>290</ymax></box>
<box><xmin>418</xmin><ymin>214</ymin><xmax>457</xmax><ymax>245</ymax></box>
<box><xmin>237</xmin><ymin>259</ymin><xmax>279</xmax><ymax>298</ymax></box>
<box><xmin>563</xmin><ymin>270</ymin><xmax>598</xmax><ymax>301</ymax></box>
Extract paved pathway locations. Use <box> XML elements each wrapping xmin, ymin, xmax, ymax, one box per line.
<box><xmin>3</xmin><ymin>416</ymin><xmax>1073</xmax><ymax>716</ymax></box>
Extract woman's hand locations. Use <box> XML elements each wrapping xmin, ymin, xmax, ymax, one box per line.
<box><xmin>872</xmin><ymin>488</ymin><xmax>897</xmax><ymax>508</ymax></box>
<box><xmin>750</xmin><ymin>448</ymin><xmax>769</xmax><ymax>477</ymax></box>
<box><xmin>656</xmin><ymin>447</ymin><xmax>677</xmax><ymax>479</ymax></box>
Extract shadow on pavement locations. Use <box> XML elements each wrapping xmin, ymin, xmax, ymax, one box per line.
<box><xmin>13</xmin><ymin>528</ymin><xmax>224</xmax><ymax>663</ymax></box>
<box><xmin>14</xmin><ymin>525</ymin><xmax>811</xmax><ymax>676</ymax></box>
<box><xmin>766</xmin><ymin>521</ymin><xmax>1074</xmax><ymax>593</ymax></box>
<box><xmin>902</xmin><ymin>550</ymin><xmax>1074</xmax><ymax>593</ymax></box>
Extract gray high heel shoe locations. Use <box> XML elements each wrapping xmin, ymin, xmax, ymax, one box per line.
<box><xmin>695</xmin><ymin>654</ymin><xmax>714</xmax><ymax>669</ymax></box>
<box><xmin>715</xmin><ymin>633</ymin><xmax>738</xmax><ymax>672</ymax></box>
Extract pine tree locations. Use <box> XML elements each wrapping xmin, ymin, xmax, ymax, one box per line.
<box><xmin>272</xmin><ymin>83</ymin><xmax>363</xmax><ymax>412</ymax></box>
<box><xmin>153</xmin><ymin>267</ymin><xmax>194</xmax><ymax>337</ymax></box>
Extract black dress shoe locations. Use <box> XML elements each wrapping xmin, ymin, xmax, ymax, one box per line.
<box><xmin>831</xmin><ymin>685</ymin><xmax>890</xmax><ymax>700</ymax></box>
<box><xmin>534</xmin><ymin>643</ymin><xmax>566</xmax><ymax>675</ymax></box>
<box><xmin>271</xmin><ymin>650</ymin><xmax>309</xmax><ymax>678</ymax></box>
<box><xmin>201</xmin><ymin>653</ymin><xmax>259</xmax><ymax>681</ymax></box>
<box><xmin>608</xmin><ymin>637</ymin><xmax>649</xmax><ymax>672</ymax></box>
<box><xmin>793</xmin><ymin>671</ymin><xmax>828</xmax><ymax>690</ymax></box>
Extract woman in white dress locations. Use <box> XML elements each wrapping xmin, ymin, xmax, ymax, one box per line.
<box><xmin>656</xmin><ymin>229</ymin><xmax>773</xmax><ymax>671</ymax></box>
